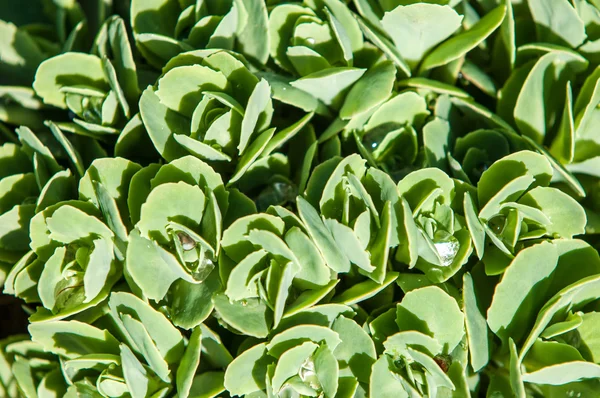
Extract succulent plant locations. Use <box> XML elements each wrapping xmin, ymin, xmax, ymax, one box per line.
<box><xmin>1</xmin><ymin>1</ymin><xmax>600</xmax><ymax>397</ymax></box>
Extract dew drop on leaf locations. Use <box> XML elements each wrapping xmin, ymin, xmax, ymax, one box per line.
<box><xmin>487</xmin><ymin>214</ymin><xmax>506</xmax><ymax>235</ymax></box>
<box><xmin>433</xmin><ymin>231</ymin><xmax>460</xmax><ymax>267</ymax></box>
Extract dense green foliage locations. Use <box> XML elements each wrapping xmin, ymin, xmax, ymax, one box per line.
<box><xmin>1</xmin><ymin>0</ymin><xmax>600</xmax><ymax>397</ymax></box>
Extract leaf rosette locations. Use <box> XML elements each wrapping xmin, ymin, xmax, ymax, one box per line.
<box><xmin>395</xmin><ymin>166</ymin><xmax>472</xmax><ymax>283</ymax></box>
<box><xmin>515</xmin><ymin>67</ymin><xmax>600</xmax><ymax>229</ymax></box>
<box><xmin>0</xmin><ymin>1</ymin><xmax>134</xmax><ymax>133</ymax></box>
<box><xmin>463</xmin><ymin>150</ymin><xmax>586</xmax><ymax>275</ymax></box>
<box><xmin>447</xmin><ymin>128</ymin><xmax>527</xmax><ymax>185</ymax></box>
<box><xmin>269</xmin><ymin>0</ymin><xmax>364</xmax><ymax>77</ymax></box>
<box><xmin>25</xmin><ymin>291</ymin><xmax>218</xmax><ymax>398</ymax></box>
<box><xmin>32</xmin><ymin>16</ymin><xmax>140</xmax><ymax>141</ymax></box>
<box><xmin>26</xmin><ymin>292</ymin><xmax>231</xmax><ymax>397</ymax></box>
<box><xmin>0</xmin><ymin>126</ymin><xmax>74</xmax><ymax>279</ymax></box>
<box><xmin>369</xmin><ymin>285</ymin><xmax>468</xmax><ymax>397</ymax></box>
<box><xmin>4</xmin><ymin>156</ymin><xmax>142</xmax><ymax>321</ymax></box>
<box><xmin>262</xmin><ymin>1</ymin><xmax>403</xmax><ymax>120</ymax></box>
<box><xmin>297</xmin><ymin>153</ymin><xmax>400</xmax><ymax>298</ymax></box>
<box><xmin>354</xmin><ymin>90</ymin><xmax>431</xmax><ymax>180</ymax></box>
<box><xmin>140</xmin><ymin>49</ymin><xmax>288</xmax><ymax>183</ymax></box>
<box><xmin>131</xmin><ymin>0</ymin><xmax>269</xmax><ymax>68</ymax></box>
<box><xmin>354</xmin><ymin>1</ymin><xmax>505</xmax><ymax>77</ymax></box>
<box><xmin>216</xmin><ymin>204</ymin><xmax>337</xmax><ymax>335</ymax></box>
<box><xmin>224</xmin><ymin>306</ymin><xmax>376</xmax><ymax>397</ymax></box>
<box><xmin>125</xmin><ymin>156</ymin><xmax>250</xmax><ymax>330</ymax></box>
<box><xmin>480</xmin><ymin>239</ymin><xmax>600</xmax><ymax>396</ymax></box>
<box><xmin>0</xmin><ymin>335</ymin><xmax>65</xmax><ymax>397</ymax></box>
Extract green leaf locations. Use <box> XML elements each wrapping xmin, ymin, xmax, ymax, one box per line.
<box><xmin>297</xmin><ymin>196</ymin><xmax>350</xmax><ymax>273</ymax></box>
<box><xmin>550</xmin><ymin>81</ymin><xmax>575</xmax><ymax>163</ymax></box>
<box><xmin>176</xmin><ymin>327</ymin><xmax>202</xmax><ymax>398</ymax></box>
<box><xmin>519</xmin><ymin>274</ymin><xmax>600</xmax><ymax>361</ymax></box>
<box><xmin>33</xmin><ymin>53</ymin><xmax>108</xmax><ymax>108</ymax></box>
<box><xmin>290</xmin><ymin>67</ymin><xmax>366</xmax><ymax>109</ymax></box>
<box><xmin>396</xmin><ymin>286</ymin><xmax>464</xmax><ymax>352</ymax></box>
<box><xmin>463</xmin><ymin>272</ymin><xmax>490</xmax><ymax>372</ymax></box>
<box><xmin>29</xmin><ymin>321</ymin><xmax>120</xmax><ymax>359</ymax></box>
<box><xmin>271</xmin><ymin>341</ymin><xmax>318</xmax><ymax>392</ymax></box>
<box><xmin>139</xmin><ymin>87</ymin><xmax>190</xmax><ymax>162</ymax></box>
<box><xmin>283</xmin><ymin>280</ymin><xmax>339</xmax><ymax>317</ymax></box>
<box><xmin>513</xmin><ymin>51</ymin><xmax>588</xmax><ymax>144</ymax></box>
<box><xmin>109</xmin><ymin>292</ymin><xmax>185</xmax><ymax>366</ymax></box>
<box><xmin>262</xmin><ymin>112</ymin><xmax>314</xmax><ymax>158</ymax></box>
<box><xmin>239</xmin><ymin>79</ymin><xmax>272</xmax><ymax>155</ymax></box>
<box><xmin>325</xmin><ymin>218</ymin><xmax>373</xmax><ymax>273</ymax></box>
<box><xmin>488</xmin><ymin>240</ymin><xmax>600</xmax><ymax>345</ymax></box>
<box><xmin>188</xmin><ymin>371</ymin><xmax>226</xmax><ymax>398</ymax></box>
<box><xmin>125</xmin><ymin>229</ymin><xmax>183</xmax><ymax>300</ymax></box>
<box><xmin>332</xmin><ymin>271</ymin><xmax>398</xmax><ymax>305</ymax></box>
<box><xmin>46</xmin><ymin>121</ymin><xmax>85</xmax><ymax>178</ymax></box>
<box><xmin>224</xmin><ymin>343</ymin><xmax>272</xmax><ymax>396</ymax></box>
<box><xmin>477</xmin><ymin>151</ymin><xmax>552</xmax><ymax>208</ymax></box>
<box><xmin>120</xmin><ymin>344</ymin><xmax>151</xmax><ymax>398</ymax></box>
<box><xmin>229</xmin><ymin>128</ymin><xmax>276</xmax><ymax>185</ymax></box>
<box><xmin>369</xmin><ymin>356</ymin><xmax>408</xmax><ymax>398</ymax></box>
<box><xmin>332</xmin><ymin>317</ymin><xmax>376</xmax><ymax>383</ymax></box>
<box><xmin>36</xmin><ymin>170</ymin><xmax>75</xmax><ymax>213</ymax></box>
<box><xmin>363</xmin><ymin>200</ymin><xmax>392</xmax><ymax>283</ymax></box>
<box><xmin>313</xmin><ymin>343</ymin><xmax>339</xmax><ymax>397</ymax></box>
<box><xmin>528</xmin><ymin>0</ymin><xmax>586</xmax><ymax>48</ymax></box>
<box><xmin>381</xmin><ymin>4</ymin><xmax>462</xmax><ymax>69</ymax></box>
<box><xmin>464</xmin><ymin>191</ymin><xmax>486</xmax><ymax>259</ymax></box>
<box><xmin>213</xmin><ymin>293</ymin><xmax>273</xmax><ymax>338</ymax></box>
<box><xmin>397</xmin><ymin>77</ymin><xmax>470</xmax><ymax>98</ymax></box>
<box><xmin>518</xmin><ymin>186</ymin><xmax>586</xmax><ymax>238</ymax></box>
<box><xmin>236</xmin><ymin>0</ymin><xmax>269</xmax><ymax>64</ymax></box>
<box><xmin>420</xmin><ymin>4</ymin><xmax>506</xmax><ymax>72</ymax></box>
<box><xmin>509</xmin><ymin>339</ymin><xmax>526</xmax><ymax>398</ymax></box>
<box><xmin>267</xmin><ymin>325</ymin><xmax>341</xmax><ymax>358</ymax></box>
<box><xmin>340</xmin><ymin>61</ymin><xmax>395</xmax><ymax>120</ymax></box>
<box><xmin>354</xmin><ymin>14</ymin><xmax>411</xmax><ymax>78</ymax></box>
<box><xmin>523</xmin><ymin>362</ymin><xmax>600</xmax><ymax>385</ymax></box>
<box><xmin>156</xmin><ymin>65</ymin><xmax>228</xmax><ymax>117</ymax></box>
<box><xmin>138</xmin><ymin>181</ymin><xmax>205</xmax><ymax>245</ymax></box>
<box><xmin>259</xmin><ymin>72</ymin><xmax>332</xmax><ymax>116</ymax></box>
<box><xmin>168</xmin><ymin>271</ymin><xmax>220</xmax><ymax>329</ymax></box>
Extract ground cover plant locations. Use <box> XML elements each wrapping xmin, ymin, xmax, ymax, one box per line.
<box><xmin>2</xmin><ymin>0</ymin><xmax>600</xmax><ymax>396</ymax></box>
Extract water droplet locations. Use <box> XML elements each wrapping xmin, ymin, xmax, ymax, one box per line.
<box><xmin>256</xmin><ymin>181</ymin><xmax>298</xmax><ymax>211</ymax></box>
<box><xmin>362</xmin><ymin>129</ymin><xmax>387</xmax><ymax>151</ymax></box>
<box><xmin>433</xmin><ymin>231</ymin><xmax>460</xmax><ymax>267</ymax></box>
<box><xmin>273</xmin><ymin>182</ymin><xmax>296</xmax><ymax>201</ymax></box>
<box><xmin>300</xmin><ymin>357</ymin><xmax>321</xmax><ymax>390</ymax></box>
<box><xmin>177</xmin><ymin>232</ymin><xmax>196</xmax><ymax>251</ymax></box>
<box><xmin>487</xmin><ymin>215</ymin><xmax>506</xmax><ymax>235</ymax></box>
<box><xmin>241</xmin><ymin>299</ymin><xmax>248</xmax><ymax>307</ymax></box>
<box><xmin>306</xmin><ymin>37</ymin><xmax>316</xmax><ymax>45</ymax></box>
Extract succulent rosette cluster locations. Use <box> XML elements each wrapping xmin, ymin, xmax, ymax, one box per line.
<box><xmin>140</xmin><ymin>49</ymin><xmax>311</xmax><ymax>186</ymax></box>
<box><xmin>131</xmin><ymin>0</ymin><xmax>269</xmax><ymax>68</ymax></box>
<box><xmin>4</xmin><ymin>156</ymin><xmax>141</xmax><ymax>322</ymax></box>
<box><xmin>0</xmin><ymin>126</ymin><xmax>75</xmax><ymax>284</ymax></box>
<box><xmin>395</xmin><ymin>167</ymin><xmax>473</xmax><ymax>283</ymax></box>
<box><xmin>464</xmin><ymin>151</ymin><xmax>586</xmax><ymax>274</ymax></box>
<box><xmin>225</xmin><ymin>305</ymin><xmax>375</xmax><ymax>397</ymax></box>
<box><xmin>369</xmin><ymin>285</ymin><xmax>467</xmax><ymax>397</ymax></box>
<box><xmin>1</xmin><ymin>1</ymin><xmax>600</xmax><ymax>397</ymax></box>
<box><xmin>33</xmin><ymin>16</ymin><xmax>140</xmax><ymax>140</ymax></box>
